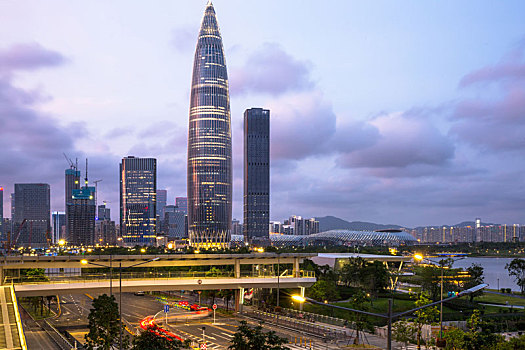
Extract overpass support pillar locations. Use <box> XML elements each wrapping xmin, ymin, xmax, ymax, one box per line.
<box><xmin>235</xmin><ymin>259</ymin><xmax>240</xmax><ymax>278</ymax></box>
<box><xmin>0</xmin><ymin>267</ymin><xmax>3</xmax><ymax>285</ymax></box>
<box><xmin>299</xmin><ymin>286</ymin><xmax>305</xmax><ymax>311</ymax></box>
<box><xmin>235</xmin><ymin>287</ymin><xmax>245</xmax><ymax>313</ymax></box>
<box><xmin>293</xmin><ymin>257</ymin><xmax>300</xmax><ymax>277</ymax></box>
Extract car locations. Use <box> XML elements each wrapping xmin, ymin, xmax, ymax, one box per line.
<box><xmin>134</xmin><ymin>291</ymin><xmax>145</xmax><ymax>296</ymax></box>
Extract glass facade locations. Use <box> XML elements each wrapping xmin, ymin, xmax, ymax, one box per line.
<box><xmin>120</xmin><ymin>157</ymin><xmax>157</xmax><ymax>245</ymax></box>
<box><xmin>187</xmin><ymin>2</ymin><xmax>232</xmax><ymax>249</ymax></box>
<box><xmin>243</xmin><ymin>108</ymin><xmax>270</xmax><ymax>245</ymax></box>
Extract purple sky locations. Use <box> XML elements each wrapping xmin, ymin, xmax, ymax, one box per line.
<box><xmin>1</xmin><ymin>1</ymin><xmax>525</xmax><ymax>227</ymax></box>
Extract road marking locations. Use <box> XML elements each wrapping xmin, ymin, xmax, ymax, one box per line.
<box><xmin>85</xmin><ymin>293</ymin><xmax>94</xmax><ymax>300</ymax></box>
<box><xmin>213</xmin><ymin>333</ymin><xmax>231</xmax><ymax>341</ymax></box>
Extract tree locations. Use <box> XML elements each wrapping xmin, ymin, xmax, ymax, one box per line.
<box><xmin>506</xmin><ymin>258</ymin><xmax>525</xmax><ymax>293</ymax></box>
<box><xmin>132</xmin><ymin>327</ymin><xmax>188</xmax><ymax>350</ymax></box>
<box><xmin>444</xmin><ymin>327</ymin><xmax>465</xmax><ymax>350</ymax></box>
<box><xmin>228</xmin><ymin>321</ymin><xmax>289</xmax><ymax>350</ymax></box>
<box><xmin>413</xmin><ymin>293</ymin><xmax>439</xmax><ymax>350</ymax></box>
<box><xmin>307</xmin><ymin>280</ymin><xmax>340</xmax><ymax>302</ymax></box>
<box><xmin>349</xmin><ymin>290</ymin><xmax>373</xmax><ymax>345</ymax></box>
<box><xmin>362</xmin><ymin>261</ymin><xmax>389</xmax><ymax>296</ymax></box>
<box><xmin>392</xmin><ymin>319</ymin><xmax>415</xmax><ymax>350</ymax></box>
<box><xmin>85</xmin><ymin>294</ymin><xmax>121</xmax><ymax>350</ymax></box>
<box><xmin>464</xmin><ymin>264</ymin><xmax>484</xmax><ymax>302</ymax></box>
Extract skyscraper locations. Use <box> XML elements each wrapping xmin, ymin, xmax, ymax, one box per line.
<box><xmin>243</xmin><ymin>108</ymin><xmax>270</xmax><ymax>245</ymax></box>
<box><xmin>187</xmin><ymin>2</ymin><xmax>232</xmax><ymax>249</ymax></box>
<box><xmin>67</xmin><ymin>186</ymin><xmax>96</xmax><ymax>246</ymax></box>
<box><xmin>0</xmin><ymin>187</ymin><xmax>3</xmax><ymax>238</ymax></box>
<box><xmin>120</xmin><ymin>156</ymin><xmax>157</xmax><ymax>245</ymax></box>
<box><xmin>52</xmin><ymin>211</ymin><xmax>66</xmax><ymax>244</ymax></box>
<box><xmin>175</xmin><ymin>197</ymin><xmax>188</xmax><ymax>215</ymax></box>
<box><xmin>65</xmin><ymin>167</ymin><xmax>81</xmax><ymax>239</ymax></box>
<box><xmin>156</xmin><ymin>190</ymin><xmax>167</xmax><ymax>218</ymax></box>
<box><xmin>13</xmin><ymin>183</ymin><xmax>50</xmax><ymax>247</ymax></box>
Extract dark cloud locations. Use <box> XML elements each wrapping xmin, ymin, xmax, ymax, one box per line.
<box><xmin>0</xmin><ymin>43</ymin><xmax>67</xmax><ymax>72</ymax></box>
<box><xmin>230</xmin><ymin>43</ymin><xmax>313</xmax><ymax>96</ymax></box>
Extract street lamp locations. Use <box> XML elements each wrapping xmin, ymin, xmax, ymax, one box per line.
<box><xmin>81</xmin><ymin>256</ymin><xmax>160</xmax><ymax>349</ymax></box>
<box><xmin>413</xmin><ymin>253</ymin><xmax>466</xmax><ymax>342</ymax></box>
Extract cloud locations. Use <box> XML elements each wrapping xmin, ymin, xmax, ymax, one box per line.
<box><xmin>459</xmin><ymin>43</ymin><xmax>525</xmax><ymax>87</ymax></box>
<box><xmin>451</xmin><ymin>44</ymin><xmax>525</xmax><ymax>151</ymax></box>
<box><xmin>230</xmin><ymin>43</ymin><xmax>313</xmax><ymax>96</ymax></box>
<box><xmin>338</xmin><ymin>112</ymin><xmax>455</xmax><ymax>168</ymax></box>
<box><xmin>0</xmin><ymin>43</ymin><xmax>67</xmax><ymax>73</ymax></box>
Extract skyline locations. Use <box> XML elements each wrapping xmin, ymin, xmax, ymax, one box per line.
<box><xmin>1</xmin><ymin>1</ymin><xmax>525</xmax><ymax>227</ymax></box>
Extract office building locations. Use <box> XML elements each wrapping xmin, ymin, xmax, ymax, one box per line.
<box><xmin>157</xmin><ymin>190</ymin><xmax>167</xmax><ymax>217</ymax></box>
<box><xmin>98</xmin><ymin>204</ymin><xmax>111</xmax><ymax>221</ymax></box>
<box><xmin>162</xmin><ymin>206</ymin><xmax>187</xmax><ymax>240</ymax></box>
<box><xmin>120</xmin><ymin>156</ymin><xmax>157</xmax><ymax>245</ymax></box>
<box><xmin>65</xmin><ymin>167</ymin><xmax>81</xmax><ymax>239</ymax></box>
<box><xmin>187</xmin><ymin>2</ymin><xmax>232</xmax><ymax>248</ymax></box>
<box><xmin>13</xmin><ymin>183</ymin><xmax>50</xmax><ymax>247</ymax></box>
<box><xmin>95</xmin><ymin>219</ymin><xmax>117</xmax><ymax>246</ymax></box>
<box><xmin>0</xmin><ymin>187</ymin><xmax>3</xmax><ymax>238</ymax></box>
<box><xmin>67</xmin><ymin>186</ymin><xmax>96</xmax><ymax>246</ymax></box>
<box><xmin>52</xmin><ymin>211</ymin><xmax>66</xmax><ymax>243</ymax></box>
<box><xmin>243</xmin><ymin>108</ymin><xmax>270</xmax><ymax>245</ymax></box>
<box><xmin>175</xmin><ymin>197</ymin><xmax>188</xmax><ymax>215</ymax></box>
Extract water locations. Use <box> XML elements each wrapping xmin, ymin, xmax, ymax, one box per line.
<box><xmin>452</xmin><ymin>257</ymin><xmax>520</xmax><ymax>291</ymax></box>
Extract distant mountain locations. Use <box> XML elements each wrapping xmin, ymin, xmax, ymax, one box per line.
<box><xmin>315</xmin><ymin>216</ymin><xmax>405</xmax><ymax>232</ymax></box>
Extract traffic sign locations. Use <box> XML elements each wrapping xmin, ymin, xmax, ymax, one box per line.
<box><xmin>212</xmin><ymin>304</ymin><xmax>217</xmax><ymax>310</ymax></box>
<box><xmin>164</xmin><ymin>304</ymin><xmax>170</xmax><ymax>313</ymax></box>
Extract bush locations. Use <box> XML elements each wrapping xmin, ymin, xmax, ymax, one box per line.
<box><xmin>506</xmin><ymin>288</ymin><xmax>512</xmax><ymax>294</ymax></box>
<box><xmin>501</xmin><ymin>288</ymin><xmax>506</xmax><ymax>293</ymax></box>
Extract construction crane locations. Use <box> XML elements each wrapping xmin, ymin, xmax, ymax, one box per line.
<box><xmin>10</xmin><ymin>219</ymin><xmax>27</xmax><ymax>251</ymax></box>
<box><xmin>63</xmin><ymin>153</ymin><xmax>78</xmax><ymax>170</ymax></box>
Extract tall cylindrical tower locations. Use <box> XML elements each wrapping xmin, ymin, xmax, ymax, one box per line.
<box><xmin>187</xmin><ymin>2</ymin><xmax>232</xmax><ymax>248</ymax></box>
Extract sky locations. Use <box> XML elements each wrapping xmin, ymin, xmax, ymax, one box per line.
<box><xmin>1</xmin><ymin>0</ymin><xmax>525</xmax><ymax>228</ymax></box>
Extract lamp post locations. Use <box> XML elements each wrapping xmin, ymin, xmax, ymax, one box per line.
<box><xmin>81</xmin><ymin>256</ymin><xmax>160</xmax><ymax>350</ymax></box>
<box><xmin>292</xmin><ymin>283</ymin><xmax>487</xmax><ymax>350</ymax></box>
<box><xmin>414</xmin><ymin>253</ymin><xmax>466</xmax><ymax>342</ymax></box>
<box><xmin>277</xmin><ymin>252</ymin><xmax>280</xmax><ymax>309</ymax></box>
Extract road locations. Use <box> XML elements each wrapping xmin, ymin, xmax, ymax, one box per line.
<box><xmin>19</xmin><ymin>306</ymin><xmax>61</xmax><ymax>350</ymax></box>
<box><xmin>49</xmin><ymin>292</ymin><xmax>343</xmax><ymax>349</ymax></box>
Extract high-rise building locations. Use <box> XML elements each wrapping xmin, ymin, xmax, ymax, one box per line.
<box><xmin>67</xmin><ymin>186</ymin><xmax>96</xmax><ymax>246</ymax></box>
<box><xmin>65</xmin><ymin>168</ymin><xmax>81</xmax><ymax>239</ymax></box>
<box><xmin>95</xmin><ymin>219</ymin><xmax>117</xmax><ymax>246</ymax></box>
<box><xmin>120</xmin><ymin>156</ymin><xmax>157</xmax><ymax>245</ymax></box>
<box><xmin>52</xmin><ymin>211</ymin><xmax>66</xmax><ymax>244</ymax></box>
<box><xmin>162</xmin><ymin>206</ymin><xmax>187</xmax><ymax>240</ymax></box>
<box><xmin>98</xmin><ymin>204</ymin><xmax>111</xmax><ymax>221</ymax></box>
<box><xmin>175</xmin><ymin>197</ymin><xmax>188</xmax><ymax>215</ymax></box>
<box><xmin>187</xmin><ymin>2</ymin><xmax>232</xmax><ymax>249</ymax></box>
<box><xmin>13</xmin><ymin>183</ymin><xmax>51</xmax><ymax>247</ymax></box>
<box><xmin>156</xmin><ymin>190</ymin><xmax>167</xmax><ymax>218</ymax></box>
<box><xmin>0</xmin><ymin>187</ymin><xmax>3</xmax><ymax>238</ymax></box>
<box><xmin>243</xmin><ymin>108</ymin><xmax>270</xmax><ymax>245</ymax></box>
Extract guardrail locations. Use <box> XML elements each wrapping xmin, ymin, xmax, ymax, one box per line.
<box><xmin>38</xmin><ymin>320</ymin><xmax>79</xmax><ymax>350</ymax></box>
<box><xmin>245</xmin><ymin>309</ymin><xmax>348</xmax><ymax>342</ymax></box>
<box><xmin>6</xmin><ymin>270</ymin><xmax>315</xmax><ymax>285</ymax></box>
<box><xmin>280</xmin><ymin>307</ymin><xmax>347</xmax><ymax>327</ymax></box>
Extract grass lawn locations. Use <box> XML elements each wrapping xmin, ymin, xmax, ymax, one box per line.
<box><xmin>475</xmin><ymin>293</ymin><xmax>525</xmax><ymax>306</ymax></box>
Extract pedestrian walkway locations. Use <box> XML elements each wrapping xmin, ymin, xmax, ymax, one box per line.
<box><xmin>0</xmin><ymin>285</ymin><xmax>26</xmax><ymax>350</ymax></box>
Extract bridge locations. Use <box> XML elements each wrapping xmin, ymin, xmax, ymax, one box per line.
<box><xmin>1</xmin><ymin>253</ymin><xmax>316</xmax><ymax>304</ymax></box>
